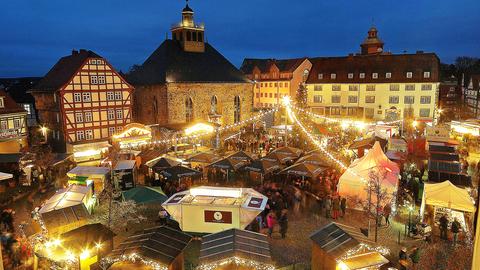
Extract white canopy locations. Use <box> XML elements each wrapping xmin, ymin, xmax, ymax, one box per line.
<box><xmin>420</xmin><ymin>180</ymin><xmax>475</xmax><ymax>214</ymax></box>
<box><xmin>338</xmin><ymin>142</ymin><xmax>400</xmax><ymax>204</ymax></box>
<box><xmin>0</xmin><ymin>172</ymin><xmax>13</xmax><ymax>181</ymax></box>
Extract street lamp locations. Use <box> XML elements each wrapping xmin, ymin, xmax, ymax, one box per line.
<box><xmin>408</xmin><ymin>205</ymin><xmax>414</xmax><ymax>236</ymax></box>
<box><xmin>40</xmin><ymin>126</ymin><xmax>48</xmax><ymax>143</ymax></box>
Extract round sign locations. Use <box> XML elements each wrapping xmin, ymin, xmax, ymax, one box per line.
<box><xmin>214</xmin><ymin>211</ymin><xmax>223</xmax><ymax>221</ymax></box>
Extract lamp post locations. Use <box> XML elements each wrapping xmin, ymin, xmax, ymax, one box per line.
<box><xmin>40</xmin><ymin>126</ymin><xmax>48</xmax><ymax>143</ymax></box>
<box><xmin>408</xmin><ymin>205</ymin><xmax>414</xmax><ymax>237</ymax></box>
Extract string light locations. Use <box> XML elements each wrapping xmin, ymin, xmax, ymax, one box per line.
<box><xmin>101</xmin><ymin>253</ymin><xmax>168</xmax><ymax>270</ymax></box>
<box><xmin>197</xmin><ymin>257</ymin><xmax>276</xmax><ymax>270</ymax></box>
<box><xmin>337</xmin><ymin>243</ymin><xmax>390</xmax><ymax>262</ymax></box>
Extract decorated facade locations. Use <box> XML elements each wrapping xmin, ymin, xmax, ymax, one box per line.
<box><xmin>0</xmin><ymin>88</ymin><xmax>28</xmax><ymax>154</ymax></box>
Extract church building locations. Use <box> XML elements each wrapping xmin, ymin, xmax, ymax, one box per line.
<box><xmin>129</xmin><ymin>2</ymin><xmax>253</xmax><ymax>127</ymax></box>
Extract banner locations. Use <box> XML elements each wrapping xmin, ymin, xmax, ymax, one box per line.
<box><xmin>204</xmin><ymin>210</ymin><xmax>232</xmax><ymax>224</ymax></box>
<box><xmin>426</xmin><ymin>125</ymin><xmax>450</xmax><ymax>142</ymax></box>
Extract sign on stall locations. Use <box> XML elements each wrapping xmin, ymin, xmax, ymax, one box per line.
<box><xmin>426</xmin><ymin>125</ymin><xmax>450</xmax><ymax>142</ymax></box>
<box><xmin>204</xmin><ymin>210</ymin><xmax>232</xmax><ymax>224</ymax></box>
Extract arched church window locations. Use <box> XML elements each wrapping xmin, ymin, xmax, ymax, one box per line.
<box><xmin>211</xmin><ymin>96</ymin><xmax>218</xmax><ymax>114</ymax></box>
<box><xmin>234</xmin><ymin>96</ymin><xmax>241</xmax><ymax>123</ymax></box>
<box><xmin>186</xmin><ymin>97</ymin><xmax>194</xmax><ymax>123</ymax></box>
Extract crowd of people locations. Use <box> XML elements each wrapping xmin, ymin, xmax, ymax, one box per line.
<box><xmin>1</xmin><ymin>209</ymin><xmax>31</xmax><ymax>268</ymax></box>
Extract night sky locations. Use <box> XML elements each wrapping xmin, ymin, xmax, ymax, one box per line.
<box><xmin>1</xmin><ymin>0</ymin><xmax>479</xmax><ymax>78</ymax></box>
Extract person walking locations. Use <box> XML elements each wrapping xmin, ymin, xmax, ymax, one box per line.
<box><xmin>266</xmin><ymin>212</ymin><xmax>276</xmax><ymax>238</ymax></box>
<box><xmin>332</xmin><ymin>196</ymin><xmax>340</xmax><ymax>219</ymax></box>
<box><xmin>324</xmin><ymin>196</ymin><xmax>332</xmax><ymax>219</ymax></box>
<box><xmin>383</xmin><ymin>203</ymin><xmax>392</xmax><ymax>226</ymax></box>
<box><xmin>398</xmin><ymin>247</ymin><xmax>409</xmax><ymax>270</ymax></box>
<box><xmin>278</xmin><ymin>209</ymin><xmax>288</xmax><ymax>239</ymax></box>
<box><xmin>451</xmin><ymin>217</ymin><xmax>461</xmax><ymax>246</ymax></box>
<box><xmin>439</xmin><ymin>214</ymin><xmax>448</xmax><ymax>240</ymax></box>
<box><xmin>409</xmin><ymin>246</ymin><xmax>420</xmax><ymax>270</ymax></box>
<box><xmin>340</xmin><ymin>197</ymin><xmax>347</xmax><ymax>217</ymax></box>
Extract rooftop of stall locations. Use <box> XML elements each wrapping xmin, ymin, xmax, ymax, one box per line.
<box><xmin>114</xmin><ymin>160</ymin><xmax>137</xmax><ymax>171</ymax></box>
<box><xmin>67</xmin><ymin>166</ymin><xmax>110</xmax><ymax>194</ymax></box>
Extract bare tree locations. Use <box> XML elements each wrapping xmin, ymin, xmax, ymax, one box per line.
<box><xmin>90</xmin><ymin>199</ymin><xmax>146</xmax><ymax>234</ymax></box>
<box><xmin>363</xmin><ymin>169</ymin><xmax>390</xmax><ymax>242</ymax></box>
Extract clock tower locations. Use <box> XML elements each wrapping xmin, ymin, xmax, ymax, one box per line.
<box><xmin>171</xmin><ymin>1</ymin><xmax>205</xmax><ymax>53</ymax></box>
<box><xmin>360</xmin><ymin>27</ymin><xmax>384</xmax><ymax>55</ymax></box>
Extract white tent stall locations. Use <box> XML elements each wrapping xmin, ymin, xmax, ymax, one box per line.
<box><xmin>163</xmin><ymin>186</ymin><xmax>268</xmax><ymax>233</ymax></box>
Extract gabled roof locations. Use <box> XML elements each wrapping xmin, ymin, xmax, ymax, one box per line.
<box><xmin>110</xmin><ymin>226</ymin><xmax>192</xmax><ymax>266</ymax></box>
<box><xmin>199</xmin><ymin>229</ymin><xmax>272</xmax><ymax>264</ymax></box>
<box><xmin>127</xmin><ymin>39</ymin><xmax>250</xmax><ymax>85</ymax></box>
<box><xmin>31</xmin><ymin>49</ymin><xmax>102</xmax><ymax>92</ymax></box>
<box><xmin>61</xmin><ymin>223</ymin><xmax>115</xmax><ymax>252</ymax></box>
<box><xmin>307</xmin><ymin>52</ymin><xmax>440</xmax><ymax>84</ymax></box>
<box><xmin>0</xmin><ymin>77</ymin><xmax>40</xmax><ymax>104</ymax></box>
<box><xmin>240</xmin><ymin>57</ymin><xmax>307</xmax><ymax>74</ymax></box>
<box><xmin>310</xmin><ymin>223</ymin><xmax>364</xmax><ymax>259</ymax></box>
<box><xmin>0</xmin><ymin>88</ymin><xmax>27</xmax><ymax>114</ymax></box>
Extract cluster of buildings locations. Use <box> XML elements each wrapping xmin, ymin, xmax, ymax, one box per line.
<box><xmin>0</xmin><ymin>1</ymin><xmax>476</xmax><ymax>164</ymax></box>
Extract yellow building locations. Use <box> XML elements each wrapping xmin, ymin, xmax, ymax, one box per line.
<box><xmin>31</xmin><ymin>50</ymin><xmax>134</xmax><ymax>161</ymax></box>
<box><xmin>306</xmin><ymin>27</ymin><xmax>440</xmax><ymax>122</ymax></box>
<box><xmin>241</xmin><ymin>58</ymin><xmax>312</xmax><ymax>108</ymax></box>
<box><xmin>0</xmin><ymin>88</ymin><xmax>28</xmax><ymax>154</ymax></box>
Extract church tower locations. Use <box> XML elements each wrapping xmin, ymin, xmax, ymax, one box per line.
<box><xmin>171</xmin><ymin>1</ymin><xmax>205</xmax><ymax>53</ymax></box>
<box><xmin>360</xmin><ymin>27</ymin><xmax>384</xmax><ymax>55</ymax></box>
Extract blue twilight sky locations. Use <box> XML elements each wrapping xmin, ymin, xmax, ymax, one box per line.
<box><xmin>1</xmin><ymin>0</ymin><xmax>479</xmax><ymax>78</ymax></box>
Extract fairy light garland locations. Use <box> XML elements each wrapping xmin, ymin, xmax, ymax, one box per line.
<box><xmin>337</xmin><ymin>243</ymin><xmax>390</xmax><ymax>262</ymax></box>
<box><xmin>101</xmin><ymin>253</ymin><xmax>168</xmax><ymax>270</ymax></box>
<box><xmin>196</xmin><ymin>257</ymin><xmax>276</xmax><ymax>270</ymax></box>
<box><xmin>143</xmin><ymin>108</ymin><xmax>278</xmax><ymax>146</ymax></box>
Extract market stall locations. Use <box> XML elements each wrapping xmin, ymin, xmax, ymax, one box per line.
<box><xmin>162</xmin><ymin>186</ymin><xmax>268</xmax><ymax>233</ymax></box>
<box><xmin>243</xmin><ymin>159</ymin><xmax>282</xmax><ymax>183</ymax></box>
<box><xmin>156</xmin><ymin>165</ymin><xmax>202</xmax><ymax>187</ymax></box>
<box><xmin>112</xmin><ymin>123</ymin><xmax>152</xmax><ymax>149</ymax></box>
<box><xmin>39</xmin><ymin>184</ymin><xmax>94</xmax><ymax>235</ymax></box>
<box><xmin>114</xmin><ymin>160</ymin><xmax>137</xmax><ymax>190</ymax></box>
<box><xmin>67</xmin><ymin>166</ymin><xmax>110</xmax><ymax>195</ymax></box>
<box><xmin>296</xmin><ymin>153</ymin><xmax>330</xmax><ymax>167</ymax></box>
<box><xmin>420</xmin><ymin>180</ymin><xmax>475</xmax><ymax>231</ymax></box>
<box><xmin>122</xmin><ymin>186</ymin><xmax>167</xmax><ymax>205</ymax></box>
<box><xmin>206</xmin><ymin>157</ymin><xmax>247</xmax><ymax>182</ymax></box>
<box><xmin>271</xmin><ymin>146</ymin><xmax>303</xmax><ymax>158</ymax></box>
<box><xmin>280</xmin><ymin>163</ymin><xmax>326</xmax><ymax>180</ymax></box>
<box><xmin>198</xmin><ymin>228</ymin><xmax>274</xmax><ymax>270</ymax></box>
<box><xmin>227</xmin><ymin>150</ymin><xmax>255</xmax><ymax>163</ymax></box>
<box><xmin>337</xmin><ymin>142</ymin><xmax>400</xmax><ymax>207</ymax></box>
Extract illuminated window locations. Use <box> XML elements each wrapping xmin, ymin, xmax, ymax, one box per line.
<box><xmin>107</xmin><ymin>109</ymin><xmax>115</xmax><ymax>120</ymax></box>
<box><xmin>313</xmin><ymin>95</ymin><xmax>322</xmax><ymax>103</ymax></box>
<box><xmin>84</xmin><ymin>112</ymin><xmax>92</xmax><ymax>122</ymax></box>
<box><xmin>186</xmin><ymin>97</ymin><xmax>194</xmax><ymax>123</ymax></box>
<box><xmin>76</xmin><ymin>131</ymin><xmax>85</xmax><ymax>141</ymax></box>
<box><xmin>85</xmin><ymin>130</ymin><xmax>93</xmax><ymax>140</ymax></box>
<box><xmin>404</xmin><ymin>96</ymin><xmax>415</xmax><ymax>104</ymax></box>
<box><xmin>386</xmin><ymin>72</ymin><xmax>392</xmax><ymax>78</ymax></box>
<box><xmin>423</xmin><ymin>71</ymin><xmax>431</xmax><ymax>78</ymax></box>
<box><xmin>116</xmin><ymin>109</ymin><xmax>123</xmax><ymax>119</ymax></box>
<box><xmin>389</xmin><ymin>96</ymin><xmax>399</xmax><ymax>104</ymax></box>
<box><xmin>406</xmin><ymin>72</ymin><xmax>413</xmax><ymax>78</ymax></box>
<box><xmin>372</xmin><ymin>73</ymin><xmax>378</xmax><ymax>79</ymax></box>
<box><xmin>108</xmin><ymin>127</ymin><xmax>116</xmax><ymax>136</ymax></box>
<box><xmin>348</xmin><ymin>73</ymin><xmax>354</xmax><ymax>79</ymax></box>
<box><xmin>90</xmin><ymin>75</ymin><xmax>98</xmax><ymax>84</ymax></box>
<box><xmin>330</xmin><ymin>73</ymin><xmax>336</xmax><ymax>79</ymax></box>
<box><xmin>75</xmin><ymin>113</ymin><xmax>83</xmax><ymax>123</ymax></box>
<box><xmin>82</xmin><ymin>92</ymin><xmax>91</xmax><ymax>102</ymax></box>
<box><xmin>234</xmin><ymin>96</ymin><xmax>241</xmax><ymax>123</ymax></box>
<box><xmin>74</xmin><ymin>93</ymin><xmax>81</xmax><ymax>102</ymax></box>
<box><xmin>114</xmin><ymin>91</ymin><xmax>122</xmax><ymax>100</ymax></box>
<box><xmin>318</xmin><ymin>73</ymin><xmax>323</xmax><ymax>79</ymax></box>
<box><xmin>365</xmin><ymin>96</ymin><xmax>375</xmax><ymax>103</ymax></box>
<box><xmin>359</xmin><ymin>73</ymin><xmax>365</xmax><ymax>79</ymax></box>
<box><xmin>331</xmin><ymin>107</ymin><xmax>341</xmax><ymax>115</ymax></box>
<box><xmin>210</xmin><ymin>96</ymin><xmax>218</xmax><ymax>114</ymax></box>
<box><xmin>0</xmin><ymin>120</ymin><xmax>7</xmax><ymax>130</ymax></box>
<box><xmin>0</xmin><ymin>98</ymin><xmax>4</xmax><ymax>108</ymax></box>
<box><xmin>13</xmin><ymin>119</ymin><xmax>21</xmax><ymax>129</ymax></box>
<box><xmin>348</xmin><ymin>96</ymin><xmax>358</xmax><ymax>103</ymax></box>
<box><xmin>23</xmin><ymin>104</ymin><xmax>31</xmax><ymax>114</ymax></box>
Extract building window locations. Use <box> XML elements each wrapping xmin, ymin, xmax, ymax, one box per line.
<box><xmin>420</xmin><ymin>108</ymin><xmax>430</xmax><ymax>117</ymax></box>
<box><xmin>255</xmin><ymin>93</ymin><xmax>260</xmax><ymax>98</ymax></box>
<box><xmin>421</xmin><ymin>84</ymin><xmax>432</xmax><ymax>91</ymax></box>
<box><xmin>348</xmin><ymin>73</ymin><xmax>354</xmax><ymax>79</ymax></box>
<box><xmin>318</xmin><ymin>73</ymin><xmax>323</xmax><ymax>79</ymax></box>
<box><xmin>366</xmin><ymin>85</ymin><xmax>376</xmax><ymax>91</ymax></box>
<box><xmin>331</xmin><ymin>107</ymin><xmax>341</xmax><ymax>115</ymax></box>
<box><xmin>331</xmin><ymin>95</ymin><xmax>341</xmax><ymax>103</ymax></box>
<box><xmin>117</xmin><ymin>126</ymin><xmax>123</xmax><ymax>132</ymax></box>
<box><xmin>90</xmin><ymin>76</ymin><xmax>98</xmax><ymax>84</ymax></box>
<box><xmin>115</xmin><ymin>91</ymin><xmax>122</xmax><ymax>100</ymax></box>
<box><xmin>255</xmin><ymin>84</ymin><xmax>259</xmax><ymax>89</ymax></box>
<box><xmin>348</xmin><ymin>96</ymin><xmax>358</xmax><ymax>103</ymax></box>
<box><xmin>23</xmin><ymin>104</ymin><xmax>31</xmax><ymax>114</ymax></box>
<box><xmin>313</xmin><ymin>95</ymin><xmax>323</xmax><ymax>103</ymax></box>
<box><xmin>56</xmin><ymin>113</ymin><xmax>60</xmax><ymax>123</ymax></box>
<box><xmin>347</xmin><ymin>108</ymin><xmax>357</xmax><ymax>116</ymax></box>
<box><xmin>210</xmin><ymin>96</ymin><xmax>218</xmax><ymax>114</ymax></box>
<box><xmin>13</xmin><ymin>118</ymin><xmax>21</xmax><ymax>129</ymax></box>
<box><xmin>420</xmin><ymin>96</ymin><xmax>432</xmax><ymax>104</ymax></box>
<box><xmin>274</xmin><ymin>93</ymin><xmax>278</xmax><ymax>98</ymax></box>
<box><xmin>386</xmin><ymin>72</ymin><xmax>392</xmax><ymax>79</ymax></box>
<box><xmin>423</xmin><ymin>71</ymin><xmax>431</xmax><ymax>78</ymax></box>
<box><xmin>349</xmin><ymin>85</ymin><xmax>358</xmax><ymax>91</ymax></box>
<box><xmin>389</xmin><ymin>96</ymin><xmax>399</xmax><ymax>104</ymax></box>
<box><xmin>116</xmin><ymin>109</ymin><xmax>123</xmax><ymax>119</ymax></box>
<box><xmin>372</xmin><ymin>73</ymin><xmax>378</xmax><ymax>79</ymax></box>
<box><xmin>330</xmin><ymin>73</ymin><xmax>336</xmax><ymax>79</ymax></box>
<box><xmin>85</xmin><ymin>130</ymin><xmax>93</xmax><ymax>140</ymax></box>
<box><xmin>0</xmin><ymin>120</ymin><xmax>7</xmax><ymax>130</ymax></box>
<box><xmin>390</xmin><ymin>84</ymin><xmax>399</xmax><ymax>91</ymax></box>
<box><xmin>365</xmin><ymin>108</ymin><xmax>375</xmax><ymax>119</ymax></box>
<box><xmin>107</xmin><ymin>92</ymin><xmax>114</xmax><ymax>101</ymax></box>
<box><xmin>332</xmin><ymin>85</ymin><xmax>341</xmax><ymax>91</ymax></box>
<box><xmin>404</xmin><ymin>96</ymin><xmax>415</xmax><ymax>104</ymax></box>
<box><xmin>186</xmin><ymin>97</ymin><xmax>194</xmax><ymax>123</ymax></box>
<box><xmin>269</xmin><ymin>83</ymin><xmax>272</xmax><ymax>87</ymax></box>
<box><xmin>234</xmin><ymin>96</ymin><xmax>241</xmax><ymax>123</ymax></box>
<box><xmin>274</xmin><ymin>83</ymin><xmax>278</xmax><ymax>87</ymax></box>
<box><xmin>404</xmin><ymin>108</ymin><xmax>414</xmax><ymax>118</ymax></box>
<box><xmin>107</xmin><ymin>109</ymin><xmax>115</xmax><ymax>120</ymax></box>
<box><xmin>74</xmin><ymin>93</ymin><xmax>81</xmax><ymax>102</ymax></box>
<box><xmin>108</xmin><ymin>127</ymin><xmax>116</xmax><ymax>136</ymax></box>
<box><xmin>75</xmin><ymin>113</ymin><xmax>83</xmax><ymax>123</ymax></box>
<box><xmin>98</xmin><ymin>76</ymin><xmax>106</xmax><ymax>84</ymax></box>
<box><xmin>82</xmin><ymin>92</ymin><xmax>91</xmax><ymax>102</ymax></box>
<box><xmin>359</xmin><ymin>73</ymin><xmax>365</xmax><ymax>79</ymax></box>
<box><xmin>0</xmin><ymin>98</ymin><xmax>4</xmax><ymax>108</ymax></box>
<box><xmin>405</xmin><ymin>84</ymin><xmax>415</xmax><ymax>91</ymax></box>
<box><xmin>269</xmin><ymin>93</ymin><xmax>273</xmax><ymax>98</ymax></box>
<box><xmin>406</xmin><ymin>72</ymin><xmax>413</xmax><ymax>78</ymax></box>
<box><xmin>84</xmin><ymin>112</ymin><xmax>92</xmax><ymax>122</ymax></box>
<box><xmin>314</xmin><ymin>85</ymin><xmax>322</xmax><ymax>91</ymax></box>
<box><xmin>76</xmin><ymin>131</ymin><xmax>85</xmax><ymax>141</ymax></box>
<box><xmin>365</xmin><ymin>96</ymin><xmax>375</xmax><ymax>103</ymax></box>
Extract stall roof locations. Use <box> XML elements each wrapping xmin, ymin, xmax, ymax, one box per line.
<box><xmin>114</xmin><ymin>160</ymin><xmax>136</xmax><ymax>171</ymax></box>
<box><xmin>271</xmin><ymin>146</ymin><xmax>303</xmax><ymax>157</ymax></box>
<box><xmin>422</xmin><ymin>180</ymin><xmax>475</xmax><ymax>212</ymax></box>
<box><xmin>340</xmin><ymin>251</ymin><xmax>389</xmax><ymax>270</ymax></box>
<box><xmin>279</xmin><ymin>163</ymin><xmax>326</xmax><ymax>178</ymax></box>
<box><xmin>0</xmin><ymin>172</ymin><xmax>13</xmax><ymax>181</ymax></box>
<box><xmin>110</xmin><ymin>226</ymin><xmax>192</xmax><ymax>266</ymax></box>
<box><xmin>67</xmin><ymin>166</ymin><xmax>110</xmax><ymax>177</ymax></box>
<box><xmin>199</xmin><ymin>229</ymin><xmax>272</xmax><ymax>264</ymax></box>
<box><xmin>39</xmin><ymin>185</ymin><xmax>90</xmax><ymax>213</ymax></box>
<box><xmin>185</xmin><ymin>152</ymin><xmax>220</xmax><ymax>164</ymax></box>
<box><xmin>349</xmin><ymin>136</ymin><xmax>387</xmax><ymax>150</ymax></box>
<box><xmin>227</xmin><ymin>151</ymin><xmax>255</xmax><ymax>162</ymax></box>
<box><xmin>122</xmin><ymin>186</ymin><xmax>167</xmax><ymax>204</ymax></box>
<box><xmin>61</xmin><ymin>223</ymin><xmax>115</xmax><ymax>253</ymax></box>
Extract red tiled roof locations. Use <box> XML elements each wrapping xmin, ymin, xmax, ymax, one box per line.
<box><xmin>0</xmin><ymin>88</ymin><xmax>27</xmax><ymax>114</ymax></box>
<box><xmin>240</xmin><ymin>57</ymin><xmax>307</xmax><ymax>74</ymax></box>
<box><xmin>306</xmin><ymin>53</ymin><xmax>440</xmax><ymax>84</ymax></box>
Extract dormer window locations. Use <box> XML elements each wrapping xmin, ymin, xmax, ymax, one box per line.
<box><xmin>423</xmin><ymin>71</ymin><xmax>431</xmax><ymax>78</ymax></box>
<box><xmin>330</xmin><ymin>73</ymin><xmax>336</xmax><ymax>79</ymax></box>
<box><xmin>406</xmin><ymin>72</ymin><xmax>413</xmax><ymax>78</ymax></box>
<box><xmin>348</xmin><ymin>73</ymin><xmax>354</xmax><ymax>79</ymax></box>
<box><xmin>318</xmin><ymin>73</ymin><xmax>323</xmax><ymax>79</ymax></box>
<box><xmin>0</xmin><ymin>97</ymin><xmax>4</xmax><ymax>108</ymax></box>
<box><xmin>386</xmin><ymin>72</ymin><xmax>392</xmax><ymax>78</ymax></box>
<box><xmin>372</xmin><ymin>73</ymin><xmax>378</xmax><ymax>79</ymax></box>
<box><xmin>359</xmin><ymin>73</ymin><xmax>365</xmax><ymax>79</ymax></box>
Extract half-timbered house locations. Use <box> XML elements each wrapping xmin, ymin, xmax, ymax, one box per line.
<box><xmin>0</xmin><ymin>87</ymin><xmax>28</xmax><ymax>154</ymax></box>
<box><xmin>30</xmin><ymin>50</ymin><xmax>133</xmax><ymax>161</ymax></box>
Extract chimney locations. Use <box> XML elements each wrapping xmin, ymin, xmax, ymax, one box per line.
<box><xmin>72</xmin><ymin>49</ymin><xmax>78</xmax><ymax>55</ymax></box>
<box><xmin>79</xmin><ymin>49</ymin><xmax>87</xmax><ymax>53</ymax></box>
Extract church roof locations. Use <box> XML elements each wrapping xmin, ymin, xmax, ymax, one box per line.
<box><xmin>182</xmin><ymin>4</ymin><xmax>193</xmax><ymax>12</ymax></box>
<box><xmin>307</xmin><ymin>52</ymin><xmax>440</xmax><ymax>84</ymax></box>
<box><xmin>127</xmin><ymin>39</ymin><xmax>249</xmax><ymax>85</ymax></box>
<box><xmin>240</xmin><ymin>57</ymin><xmax>307</xmax><ymax>74</ymax></box>
<box><xmin>31</xmin><ymin>49</ymin><xmax>102</xmax><ymax>92</ymax></box>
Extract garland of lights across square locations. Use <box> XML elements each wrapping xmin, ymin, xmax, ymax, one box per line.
<box><xmin>196</xmin><ymin>257</ymin><xmax>276</xmax><ymax>270</ymax></box>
